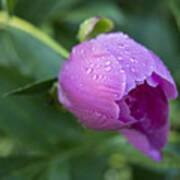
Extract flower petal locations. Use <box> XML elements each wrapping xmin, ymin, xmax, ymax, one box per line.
<box><xmin>120</xmin><ymin>83</ymin><xmax>169</xmax><ymax>160</ymax></box>
<box><xmin>148</xmin><ymin>52</ymin><xmax>178</xmax><ymax>100</ymax></box>
<box><xmin>96</xmin><ymin>33</ymin><xmax>155</xmax><ymax>94</ymax></box>
<box><xmin>96</xmin><ymin>33</ymin><xmax>178</xmax><ymax>100</ymax></box>
<box><xmin>58</xmin><ymin>40</ymin><xmax>128</xmax><ymax>130</ymax></box>
<box><xmin>120</xmin><ymin>128</ymin><xmax>163</xmax><ymax>161</ymax></box>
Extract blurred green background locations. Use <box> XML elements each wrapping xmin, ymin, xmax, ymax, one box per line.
<box><xmin>0</xmin><ymin>0</ymin><xmax>180</xmax><ymax>179</ymax></box>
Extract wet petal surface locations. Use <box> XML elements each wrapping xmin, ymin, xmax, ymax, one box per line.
<box><xmin>119</xmin><ymin>82</ymin><xmax>169</xmax><ymax>160</ymax></box>
<box><xmin>59</xmin><ymin>40</ymin><xmax>127</xmax><ymax>130</ymax></box>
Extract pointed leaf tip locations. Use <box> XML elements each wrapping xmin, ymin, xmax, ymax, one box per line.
<box><xmin>77</xmin><ymin>16</ymin><xmax>114</xmax><ymax>42</ymax></box>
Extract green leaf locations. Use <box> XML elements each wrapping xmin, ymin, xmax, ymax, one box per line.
<box><xmin>169</xmin><ymin>102</ymin><xmax>180</xmax><ymax>129</ymax></box>
<box><xmin>0</xmin><ymin>137</ymin><xmax>15</xmax><ymax>157</ymax></box>
<box><xmin>0</xmin><ymin>154</ymin><xmax>72</xmax><ymax>180</ymax></box>
<box><xmin>0</xmin><ymin>11</ymin><xmax>68</xmax><ymax>79</ymax></box>
<box><xmin>77</xmin><ymin>17</ymin><xmax>114</xmax><ymax>42</ymax></box>
<box><xmin>3</xmin><ymin>77</ymin><xmax>57</xmax><ymax>97</ymax></box>
<box><xmin>99</xmin><ymin>135</ymin><xmax>180</xmax><ymax>170</ymax></box>
<box><xmin>0</xmin><ymin>155</ymin><xmax>47</xmax><ymax>179</ymax></box>
<box><xmin>14</xmin><ymin>0</ymin><xmax>81</xmax><ymax>24</ymax></box>
<box><xmin>132</xmin><ymin>165</ymin><xmax>165</xmax><ymax>180</ymax></box>
<box><xmin>0</xmin><ymin>67</ymin><xmax>82</xmax><ymax>153</ymax></box>
<box><xmin>39</xmin><ymin>157</ymin><xmax>71</xmax><ymax>180</ymax></box>
<box><xmin>0</xmin><ymin>12</ymin><xmax>69</xmax><ymax>58</ymax></box>
<box><xmin>62</xmin><ymin>2</ymin><xmax>124</xmax><ymax>25</ymax></box>
<box><xmin>0</xmin><ymin>94</ymin><xmax>82</xmax><ymax>153</ymax></box>
<box><xmin>170</xmin><ymin>0</ymin><xmax>180</xmax><ymax>31</ymax></box>
<box><xmin>1</xmin><ymin>0</ymin><xmax>17</xmax><ymax>15</ymax></box>
<box><xmin>70</xmin><ymin>154</ymin><xmax>109</xmax><ymax>180</ymax></box>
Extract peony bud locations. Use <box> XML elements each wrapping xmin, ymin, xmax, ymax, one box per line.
<box><xmin>58</xmin><ymin>32</ymin><xmax>178</xmax><ymax>161</ymax></box>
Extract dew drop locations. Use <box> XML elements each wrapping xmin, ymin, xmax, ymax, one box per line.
<box><xmin>95</xmin><ymin>112</ymin><xmax>102</xmax><ymax>117</ymax></box>
<box><xmin>99</xmin><ymin>75</ymin><xmax>103</xmax><ymax>79</ymax></box>
<box><xmin>80</xmin><ymin>49</ymin><xmax>84</xmax><ymax>54</ymax></box>
<box><xmin>92</xmin><ymin>74</ymin><xmax>98</xmax><ymax>80</ymax></box>
<box><xmin>92</xmin><ymin>46</ymin><xmax>96</xmax><ymax>51</ymax></box>
<box><xmin>86</xmin><ymin>68</ymin><xmax>93</xmax><ymax>74</ymax></box>
<box><xmin>131</xmin><ymin>67</ymin><xmax>135</xmax><ymax>72</ymax></box>
<box><xmin>118</xmin><ymin>56</ymin><xmax>122</xmax><ymax>61</ymax></box>
<box><xmin>114</xmin><ymin>93</ymin><xmax>119</xmax><ymax>98</ymax></box>
<box><xmin>130</xmin><ymin>57</ymin><xmax>135</xmax><ymax>63</ymax></box>
<box><xmin>105</xmin><ymin>66</ymin><xmax>112</xmax><ymax>72</ymax></box>
<box><xmin>105</xmin><ymin>61</ymin><xmax>111</xmax><ymax>65</ymax></box>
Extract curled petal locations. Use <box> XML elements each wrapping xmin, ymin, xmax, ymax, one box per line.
<box><xmin>147</xmin><ymin>52</ymin><xmax>178</xmax><ymax>100</ymax></box>
<box><xmin>58</xmin><ymin>32</ymin><xmax>177</xmax><ymax>160</ymax></box>
<box><xmin>96</xmin><ymin>33</ymin><xmax>178</xmax><ymax>100</ymax></box>
<box><xmin>120</xmin><ymin>83</ymin><xmax>169</xmax><ymax>161</ymax></box>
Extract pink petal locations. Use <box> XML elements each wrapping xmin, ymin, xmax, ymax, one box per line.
<box><xmin>120</xmin><ymin>82</ymin><xmax>169</xmax><ymax>161</ymax></box>
<box><xmin>96</xmin><ymin>33</ymin><xmax>178</xmax><ymax>100</ymax></box>
<box><xmin>59</xmin><ymin>40</ymin><xmax>128</xmax><ymax>130</ymax></box>
<box><xmin>148</xmin><ymin>52</ymin><xmax>178</xmax><ymax>100</ymax></box>
<box><xmin>96</xmin><ymin>33</ymin><xmax>155</xmax><ymax>94</ymax></box>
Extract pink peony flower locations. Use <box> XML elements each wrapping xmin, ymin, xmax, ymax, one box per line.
<box><xmin>58</xmin><ymin>33</ymin><xmax>178</xmax><ymax>161</ymax></box>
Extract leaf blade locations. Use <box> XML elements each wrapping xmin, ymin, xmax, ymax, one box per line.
<box><xmin>3</xmin><ymin>77</ymin><xmax>57</xmax><ymax>97</ymax></box>
<box><xmin>0</xmin><ymin>11</ymin><xmax>69</xmax><ymax>58</ymax></box>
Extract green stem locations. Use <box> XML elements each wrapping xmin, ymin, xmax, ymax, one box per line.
<box><xmin>0</xmin><ymin>11</ymin><xmax>69</xmax><ymax>59</ymax></box>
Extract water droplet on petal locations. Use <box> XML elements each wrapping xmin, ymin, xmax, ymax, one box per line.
<box><xmin>93</xmin><ymin>74</ymin><xmax>98</xmax><ymax>80</ymax></box>
<box><xmin>95</xmin><ymin>112</ymin><xmax>102</xmax><ymax>117</ymax></box>
<box><xmin>99</xmin><ymin>75</ymin><xmax>102</xmax><ymax>79</ymax></box>
<box><xmin>105</xmin><ymin>66</ymin><xmax>112</xmax><ymax>72</ymax></box>
<box><xmin>114</xmin><ymin>93</ymin><xmax>119</xmax><ymax>98</ymax></box>
<box><xmin>86</xmin><ymin>68</ymin><xmax>93</xmax><ymax>74</ymax></box>
<box><xmin>130</xmin><ymin>57</ymin><xmax>135</xmax><ymax>63</ymax></box>
<box><xmin>92</xmin><ymin>46</ymin><xmax>96</xmax><ymax>51</ymax></box>
<box><xmin>118</xmin><ymin>56</ymin><xmax>122</xmax><ymax>61</ymax></box>
<box><xmin>80</xmin><ymin>49</ymin><xmax>84</xmax><ymax>54</ymax></box>
<box><xmin>131</xmin><ymin>67</ymin><xmax>135</xmax><ymax>72</ymax></box>
<box><xmin>105</xmin><ymin>61</ymin><xmax>111</xmax><ymax>65</ymax></box>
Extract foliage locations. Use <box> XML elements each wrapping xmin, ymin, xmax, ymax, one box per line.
<box><xmin>0</xmin><ymin>0</ymin><xmax>180</xmax><ymax>179</ymax></box>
